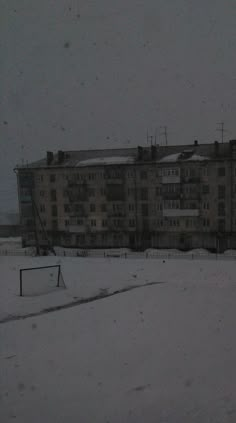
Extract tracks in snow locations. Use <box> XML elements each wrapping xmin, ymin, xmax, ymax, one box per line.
<box><xmin>0</xmin><ymin>281</ymin><xmax>166</xmax><ymax>325</ymax></box>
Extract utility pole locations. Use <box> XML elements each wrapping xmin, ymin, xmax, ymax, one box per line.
<box><xmin>160</xmin><ymin>126</ymin><xmax>168</xmax><ymax>146</ymax></box>
<box><xmin>216</xmin><ymin>122</ymin><xmax>226</xmax><ymax>144</ymax></box>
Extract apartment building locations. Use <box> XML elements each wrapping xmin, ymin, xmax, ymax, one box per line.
<box><xmin>15</xmin><ymin>140</ymin><xmax>236</xmax><ymax>252</ymax></box>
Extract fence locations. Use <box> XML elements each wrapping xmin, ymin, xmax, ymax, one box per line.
<box><xmin>1</xmin><ymin>247</ymin><xmax>236</xmax><ymax>261</ymax></box>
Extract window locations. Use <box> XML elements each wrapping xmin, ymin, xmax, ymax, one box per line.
<box><xmin>155</xmin><ymin>202</ymin><xmax>163</xmax><ymax>211</ymax></box>
<box><xmin>50</xmin><ymin>189</ymin><xmax>57</xmax><ymax>201</ymax></box>
<box><xmin>40</xmin><ymin>204</ymin><xmax>45</xmax><ymax>213</ymax></box>
<box><xmin>40</xmin><ymin>175</ymin><xmax>44</xmax><ymax>182</ymax></box>
<box><xmin>163</xmin><ymin>200</ymin><xmax>180</xmax><ymax>209</ymax></box>
<box><xmin>90</xmin><ymin>219</ymin><xmax>96</xmax><ymax>227</ymax></box>
<box><xmin>202</xmin><ymin>167</ymin><xmax>208</xmax><ymax>177</ymax></box>
<box><xmin>100</xmin><ymin>188</ymin><xmax>106</xmax><ymax>196</ymax></box>
<box><xmin>40</xmin><ymin>190</ymin><xmax>45</xmax><ymax>197</ymax></box>
<box><xmin>129</xmin><ymin>204</ymin><xmax>135</xmax><ymax>211</ymax></box>
<box><xmin>65</xmin><ymin>219</ymin><xmax>70</xmax><ymax>226</ymax></box>
<box><xmin>51</xmin><ymin>204</ymin><xmax>58</xmax><ymax>217</ymax></box>
<box><xmin>52</xmin><ymin>219</ymin><xmax>58</xmax><ymax>230</ymax></box>
<box><xmin>128</xmin><ymin>188</ymin><xmax>135</xmax><ymax>196</ymax></box>
<box><xmin>129</xmin><ymin>219</ymin><xmax>135</xmax><ymax>227</ymax></box>
<box><xmin>101</xmin><ymin>204</ymin><xmax>107</xmax><ymax>212</ymax></box>
<box><xmin>218</xmin><ymin>185</ymin><xmax>226</xmax><ymax>199</ymax></box>
<box><xmin>218</xmin><ymin>202</ymin><xmax>225</xmax><ymax>216</ymax></box>
<box><xmin>141</xmin><ymin>188</ymin><xmax>148</xmax><ymax>201</ymax></box>
<box><xmin>184</xmin><ymin>168</ymin><xmax>190</xmax><ymax>177</ymax></box>
<box><xmin>26</xmin><ymin>219</ymin><xmax>34</xmax><ymax>227</ymax></box>
<box><xmin>203</xmin><ymin>218</ymin><xmax>210</xmax><ymax>227</ymax></box>
<box><xmin>88</xmin><ymin>188</ymin><xmax>95</xmax><ymax>196</ymax></box>
<box><xmin>218</xmin><ymin>219</ymin><xmax>225</xmax><ymax>232</ymax></box>
<box><xmin>64</xmin><ymin>204</ymin><xmax>70</xmax><ymax>213</ymax></box>
<box><xmin>50</xmin><ymin>174</ymin><xmax>56</xmax><ymax>183</ymax></box>
<box><xmin>163</xmin><ymin>184</ymin><xmax>180</xmax><ymax>194</ymax></box>
<box><xmin>63</xmin><ymin>189</ymin><xmax>69</xmax><ymax>198</ymax></box>
<box><xmin>168</xmin><ymin>219</ymin><xmax>180</xmax><ymax>227</ymax></box>
<box><xmin>140</xmin><ymin>171</ymin><xmax>147</xmax><ymax>180</ymax></box>
<box><xmin>113</xmin><ymin>219</ymin><xmax>122</xmax><ymax>228</ymax></box>
<box><xmin>90</xmin><ymin>204</ymin><xmax>96</xmax><ymax>212</ymax></box>
<box><xmin>156</xmin><ymin>186</ymin><xmax>162</xmax><ymax>196</ymax></box>
<box><xmin>102</xmin><ymin>219</ymin><xmax>107</xmax><ymax>227</ymax></box>
<box><xmin>127</xmin><ymin>170</ymin><xmax>135</xmax><ymax>178</ymax></box>
<box><xmin>162</xmin><ymin>168</ymin><xmax>180</xmax><ymax>177</ymax></box>
<box><xmin>90</xmin><ymin>234</ymin><xmax>96</xmax><ymax>244</ymax></box>
<box><xmin>89</xmin><ymin>173</ymin><xmax>96</xmax><ymax>180</ymax></box>
<box><xmin>202</xmin><ymin>185</ymin><xmax>209</xmax><ymax>194</ymax></box>
<box><xmin>218</xmin><ymin>167</ymin><xmax>225</xmax><ymax>177</ymax></box>
<box><xmin>142</xmin><ymin>203</ymin><xmax>149</xmax><ymax>216</ymax></box>
<box><xmin>202</xmin><ymin>202</ymin><xmax>209</xmax><ymax>210</ymax></box>
<box><xmin>77</xmin><ymin>219</ymin><xmax>83</xmax><ymax>225</ymax></box>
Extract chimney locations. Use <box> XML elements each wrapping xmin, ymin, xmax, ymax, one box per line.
<box><xmin>137</xmin><ymin>146</ymin><xmax>143</xmax><ymax>160</ymax></box>
<box><xmin>58</xmin><ymin>150</ymin><xmax>65</xmax><ymax>164</ymax></box>
<box><xmin>47</xmin><ymin>151</ymin><xmax>54</xmax><ymax>165</ymax></box>
<box><xmin>194</xmin><ymin>140</ymin><xmax>198</xmax><ymax>146</ymax></box>
<box><xmin>151</xmin><ymin>145</ymin><xmax>157</xmax><ymax>160</ymax></box>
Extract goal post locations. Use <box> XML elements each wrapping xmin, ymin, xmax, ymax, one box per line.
<box><xmin>19</xmin><ymin>264</ymin><xmax>66</xmax><ymax>297</ymax></box>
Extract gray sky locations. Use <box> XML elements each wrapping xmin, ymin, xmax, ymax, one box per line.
<box><xmin>1</xmin><ymin>0</ymin><xmax>236</xmax><ymax>212</ymax></box>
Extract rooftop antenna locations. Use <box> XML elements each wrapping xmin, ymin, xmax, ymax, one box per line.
<box><xmin>216</xmin><ymin>122</ymin><xmax>226</xmax><ymax>143</ymax></box>
<box><xmin>154</xmin><ymin>128</ymin><xmax>157</xmax><ymax>145</ymax></box>
<box><xmin>146</xmin><ymin>129</ymin><xmax>153</xmax><ymax>146</ymax></box>
<box><xmin>160</xmin><ymin>126</ymin><xmax>168</xmax><ymax>146</ymax></box>
<box><xmin>21</xmin><ymin>144</ymin><xmax>24</xmax><ymax>165</ymax></box>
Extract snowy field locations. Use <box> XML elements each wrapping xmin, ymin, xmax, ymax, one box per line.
<box><xmin>1</xmin><ymin>255</ymin><xmax>236</xmax><ymax>422</ymax></box>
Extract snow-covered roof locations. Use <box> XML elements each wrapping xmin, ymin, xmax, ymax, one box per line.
<box><xmin>159</xmin><ymin>153</ymin><xmax>209</xmax><ymax>163</ymax></box>
<box><xmin>186</xmin><ymin>154</ymin><xmax>209</xmax><ymax>161</ymax></box>
<box><xmin>158</xmin><ymin>153</ymin><xmax>181</xmax><ymax>163</ymax></box>
<box><xmin>76</xmin><ymin>156</ymin><xmax>135</xmax><ymax>167</ymax></box>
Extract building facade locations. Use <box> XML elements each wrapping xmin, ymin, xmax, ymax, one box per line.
<box><xmin>15</xmin><ymin>140</ymin><xmax>236</xmax><ymax>252</ymax></box>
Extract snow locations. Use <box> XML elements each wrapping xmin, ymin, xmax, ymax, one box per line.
<box><xmin>186</xmin><ymin>154</ymin><xmax>209</xmax><ymax>161</ymax></box>
<box><xmin>159</xmin><ymin>153</ymin><xmax>209</xmax><ymax>163</ymax></box>
<box><xmin>76</xmin><ymin>156</ymin><xmax>135</xmax><ymax>167</ymax></box>
<box><xmin>0</xmin><ymin>237</ymin><xmax>22</xmax><ymax>248</ymax></box>
<box><xmin>158</xmin><ymin>153</ymin><xmax>181</xmax><ymax>163</ymax></box>
<box><xmin>2</xmin><ymin>256</ymin><xmax>236</xmax><ymax>422</ymax></box>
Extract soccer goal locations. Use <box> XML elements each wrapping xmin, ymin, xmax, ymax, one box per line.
<box><xmin>19</xmin><ymin>264</ymin><xmax>66</xmax><ymax>297</ymax></box>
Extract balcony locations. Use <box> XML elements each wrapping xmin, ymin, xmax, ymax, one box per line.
<box><xmin>163</xmin><ymin>209</ymin><xmax>199</xmax><ymax>217</ymax></box>
<box><xmin>68</xmin><ymin>225</ymin><xmax>86</xmax><ymax>233</ymax></box>
<box><xmin>162</xmin><ymin>176</ymin><xmax>180</xmax><ymax>184</ymax></box>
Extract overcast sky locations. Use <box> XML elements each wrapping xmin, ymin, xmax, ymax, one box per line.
<box><xmin>1</xmin><ymin>0</ymin><xmax>236</xmax><ymax>212</ymax></box>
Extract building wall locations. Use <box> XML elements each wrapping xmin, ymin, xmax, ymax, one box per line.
<box><xmin>16</xmin><ymin>143</ymin><xmax>236</xmax><ymax>252</ymax></box>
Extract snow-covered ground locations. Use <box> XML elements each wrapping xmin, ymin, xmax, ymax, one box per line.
<box><xmin>1</xmin><ymin>256</ymin><xmax>236</xmax><ymax>422</ymax></box>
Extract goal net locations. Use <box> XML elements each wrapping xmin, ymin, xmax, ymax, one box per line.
<box><xmin>20</xmin><ymin>265</ymin><xmax>66</xmax><ymax>297</ymax></box>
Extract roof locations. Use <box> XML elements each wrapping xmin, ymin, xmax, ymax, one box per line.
<box><xmin>15</xmin><ymin>141</ymin><xmax>233</xmax><ymax>170</ymax></box>
<box><xmin>159</xmin><ymin>153</ymin><xmax>209</xmax><ymax>163</ymax></box>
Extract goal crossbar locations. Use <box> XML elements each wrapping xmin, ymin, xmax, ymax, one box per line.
<box><xmin>20</xmin><ymin>265</ymin><xmax>62</xmax><ymax>296</ymax></box>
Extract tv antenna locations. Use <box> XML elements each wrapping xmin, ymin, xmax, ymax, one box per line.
<box><xmin>146</xmin><ymin>129</ymin><xmax>154</xmax><ymax>146</ymax></box>
<box><xmin>216</xmin><ymin>122</ymin><xmax>227</xmax><ymax>144</ymax></box>
<box><xmin>160</xmin><ymin>126</ymin><xmax>168</xmax><ymax>146</ymax></box>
